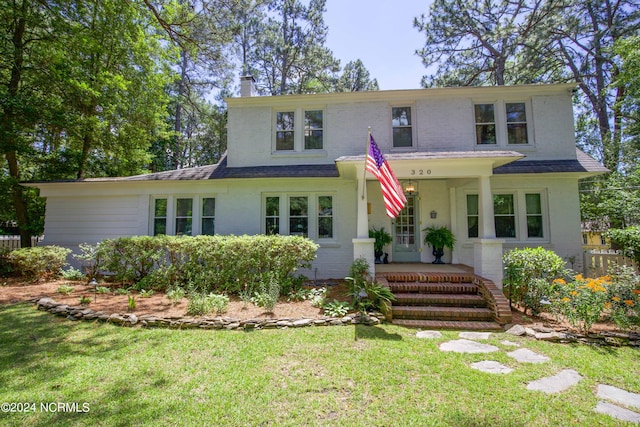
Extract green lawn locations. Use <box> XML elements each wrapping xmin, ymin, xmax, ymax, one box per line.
<box><xmin>1</xmin><ymin>303</ymin><xmax>638</xmax><ymax>426</ymax></box>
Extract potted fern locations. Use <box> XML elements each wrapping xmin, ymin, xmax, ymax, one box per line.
<box><xmin>369</xmin><ymin>226</ymin><xmax>392</xmax><ymax>264</ymax></box>
<box><xmin>423</xmin><ymin>225</ymin><xmax>456</xmax><ymax>264</ymax></box>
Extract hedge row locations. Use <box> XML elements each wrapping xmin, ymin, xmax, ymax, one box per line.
<box><xmin>88</xmin><ymin>235</ymin><xmax>319</xmax><ymax>295</ymax></box>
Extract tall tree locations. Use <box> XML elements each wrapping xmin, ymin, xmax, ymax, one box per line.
<box><xmin>334</xmin><ymin>59</ymin><xmax>379</xmax><ymax>92</ymax></box>
<box><xmin>249</xmin><ymin>0</ymin><xmax>339</xmax><ymax>95</ymax></box>
<box><xmin>414</xmin><ymin>0</ymin><xmax>564</xmax><ymax>87</ymax></box>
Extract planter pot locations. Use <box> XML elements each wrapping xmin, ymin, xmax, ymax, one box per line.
<box><xmin>432</xmin><ymin>247</ymin><xmax>445</xmax><ymax>264</ymax></box>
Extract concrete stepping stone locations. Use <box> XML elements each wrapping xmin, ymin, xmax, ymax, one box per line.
<box><xmin>439</xmin><ymin>339</ymin><xmax>499</xmax><ymax>354</ymax></box>
<box><xmin>597</xmin><ymin>384</ymin><xmax>640</xmax><ymax>409</ymax></box>
<box><xmin>526</xmin><ymin>369</ymin><xmax>582</xmax><ymax>394</ymax></box>
<box><xmin>506</xmin><ymin>348</ymin><xmax>550</xmax><ymax>363</ymax></box>
<box><xmin>416</xmin><ymin>331</ymin><xmax>442</xmax><ymax>339</ymax></box>
<box><xmin>500</xmin><ymin>340</ymin><xmax>520</xmax><ymax>347</ymax></box>
<box><xmin>459</xmin><ymin>332</ymin><xmax>492</xmax><ymax>340</ymax></box>
<box><xmin>594</xmin><ymin>401</ymin><xmax>640</xmax><ymax>424</ymax></box>
<box><xmin>471</xmin><ymin>361</ymin><xmax>513</xmax><ymax>374</ymax></box>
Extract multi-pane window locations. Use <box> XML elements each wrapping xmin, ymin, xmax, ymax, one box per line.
<box><xmin>265</xmin><ymin>196</ymin><xmax>280</xmax><ymax>235</ymax></box>
<box><xmin>392</xmin><ymin>106</ymin><xmax>412</xmax><ymax>147</ymax></box>
<box><xmin>289</xmin><ymin>196</ymin><xmax>308</xmax><ymax>237</ymax></box>
<box><xmin>467</xmin><ymin>194</ymin><xmax>479</xmax><ymax>238</ymax></box>
<box><xmin>506</xmin><ymin>102</ymin><xmax>528</xmax><ymax>144</ymax></box>
<box><xmin>202</xmin><ymin>198</ymin><xmax>215</xmax><ymax>236</ymax></box>
<box><xmin>474</xmin><ymin>104</ymin><xmax>496</xmax><ymax>145</ymax></box>
<box><xmin>175</xmin><ymin>198</ymin><xmax>193</xmax><ymax>236</ymax></box>
<box><xmin>525</xmin><ymin>193</ymin><xmax>543</xmax><ymax>238</ymax></box>
<box><xmin>153</xmin><ymin>198</ymin><xmax>167</xmax><ymax>236</ymax></box>
<box><xmin>276</xmin><ymin>111</ymin><xmax>295</xmax><ymax>150</ymax></box>
<box><xmin>318</xmin><ymin>196</ymin><xmax>333</xmax><ymax>238</ymax></box>
<box><xmin>494</xmin><ymin>194</ymin><xmax>516</xmax><ymax>238</ymax></box>
<box><xmin>304</xmin><ymin>110</ymin><xmax>323</xmax><ymax>149</ymax></box>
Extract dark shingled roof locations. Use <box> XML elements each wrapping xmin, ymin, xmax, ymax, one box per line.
<box><xmin>78</xmin><ymin>155</ymin><xmax>339</xmax><ymax>182</ymax></box>
<box><xmin>493</xmin><ymin>149</ymin><xmax>608</xmax><ymax>174</ymax></box>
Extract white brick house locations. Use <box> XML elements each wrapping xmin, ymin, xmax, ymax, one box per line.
<box><xmin>28</xmin><ymin>79</ymin><xmax>607</xmax><ymax>286</ymax></box>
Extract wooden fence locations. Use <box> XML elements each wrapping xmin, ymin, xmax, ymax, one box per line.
<box><xmin>0</xmin><ymin>236</ymin><xmax>42</xmax><ymax>251</ymax></box>
<box><xmin>583</xmin><ymin>249</ymin><xmax>639</xmax><ymax>277</ymax></box>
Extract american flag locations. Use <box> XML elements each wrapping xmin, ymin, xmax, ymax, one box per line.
<box><xmin>366</xmin><ymin>134</ymin><xmax>407</xmax><ymax>218</ymax></box>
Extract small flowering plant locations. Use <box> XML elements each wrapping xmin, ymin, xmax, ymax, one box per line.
<box><xmin>552</xmin><ymin>267</ymin><xmax>640</xmax><ymax>333</ymax></box>
<box><xmin>553</xmin><ymin>274</ymin><xmax>611</xmax><ymax>333</ymax></box>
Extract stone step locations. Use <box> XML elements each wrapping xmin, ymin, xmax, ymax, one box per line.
<box><xmin>393</xmin><ymin>293</ymin><xmax>486</xmax><ymax>307</ymax></box>
<box><xmin>392</xmin><ymin>318</ymin><xmax>503</xmax><ymax>331</ymax></box>
<box><xmin>388</xmin><ymin>282</ymin><xmax>479</xmax><ymax>294</ymax></box>
<box><xmin>392</xmin><ymin>305</ymin><xmax>495</xmax><ymax>321</ymax></box>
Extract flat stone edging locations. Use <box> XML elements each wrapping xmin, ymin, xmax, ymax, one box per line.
<box><xmin>31</xmin><ymin>297</ymin><xmax>384</xmax><ymax>331</ymax></box>
<box><xmin>505</xmin><ymin>324</ymin><xmax>640</xmax><ymax>347</ymax></box>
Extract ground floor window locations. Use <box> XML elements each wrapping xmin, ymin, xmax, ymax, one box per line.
<box><xmin>151</xmin><ymin>196</ymin><xmax>215</xmax><ymax>236</ymax></box>
<box><xmin>263</xmin><ymin>193</ymin><xmax>334</xmax><ymax>241</ymax></box>
<box><xmin>466</xmin><ymin>191</ymin><xmax>546</xmax><ymax>240</ymax></box>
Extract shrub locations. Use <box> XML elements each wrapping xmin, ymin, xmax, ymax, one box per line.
<box><xmin>7</xmin><ymin>246</ymin><xmax>71</xmax><ymax>281</ymax></box>
<box><xmin>73</xmin><ymin>243</ymin><xmax>101</xmax><ymax>280</ymax></box>
<box><xmin>345</xmin><ymin>258</ymin><xmax>395</xmax><ymax>314</ymax></box>
<box><xmin>503</xmin><ymin>247</ymin><xmax>567</xmax><ymax>314</ymax></box>
<box><xmin>61</xmin><ymin>267</ymin><xmax>86</xmax><ymax>281</ymax></box>
<box><xmin>552</xmin><ymin>275</ymin><xmax>610</xmax><ymax>333</ymax></box>
<box><xmin>0</xmin><ymin>247</ymin><xmax>12</xmax><ymax>277</ymax></box>
<box><xmin>323</xmin><ymin>300</ymin><xmax>351</xmax><ymax>317</ymax></box>
<box><xmin>57</xmin><ymin>284</ymin><xmax>75</xmax><ymax>295</ymax></box>
<box><xmin>606</xmin><ymin>266</ymin><xmax>640</xmax><ymax>330</ymax></box>
<box><xmin>187</xmin><ymin>293</ymin><xmax>229</xmax><ymax>316</ymax></box>
<box><xmin>166</xmin><ymin>288</ymin><xmax>186</xmax><ymax>305</ymax></box>
<box><xmin>95</xmin><ymin>286</ymin><xmax>111</xmax><ymax>294</ymax></box>
<box><xmin>606</xmin><ymin>226</ymin><xmax>640</xmax><ymax>264</ymax></box>
<box><xmin>79</xmin><ymin>295</ymin><xmax>92</xmax><ymax>305</ymax></box>
<box><xmin>139</xmin><ymin>289</ymin><xmax>154</xmax><ymax>298</ymax></box>
<box><xmin>96</xmin><ymin>236</ymin><xmax>165</xmax><ymax>283</ymax></box>
<box><xmin>251</xmin><ymin>273</ymin><xmax>280</xmax><ymax>312</ymax></box>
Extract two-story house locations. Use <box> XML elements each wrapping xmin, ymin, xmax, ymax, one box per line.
<box><xmin>28</xmin><ymin>78</ymin><xmax>607</xmax><ymax>286</ymax></box>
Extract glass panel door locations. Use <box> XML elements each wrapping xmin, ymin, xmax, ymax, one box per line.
<box><xmin>393</xmin><ymin>195</ymin><xmax>421</xmax><ymax>262</ymax></box>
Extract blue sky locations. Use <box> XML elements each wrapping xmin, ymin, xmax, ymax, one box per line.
<box><xmin>324</xmin><ymin>0</ymin><xmax>432</xmax><ymax>90</ymax></box>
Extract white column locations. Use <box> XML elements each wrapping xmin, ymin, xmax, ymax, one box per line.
<box><xmin>473</xmin><ymin>175</ymin><xmax>504</xmax><ymax>288</ymax></box>
<box><xmin>352</xmin><ymin>169</ymin><xmax>375</xmax><ymax>271</ymax></box>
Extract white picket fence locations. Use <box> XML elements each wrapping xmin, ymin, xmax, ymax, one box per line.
<box><xmin>583</xmin><ymin>249</ymin><xmax>638</xmax><ymax>277</ymax></box>
<box><xmin>0</xmin><ymin>235</ymin><xmax>42</xmax><ymax>251</ymax></box>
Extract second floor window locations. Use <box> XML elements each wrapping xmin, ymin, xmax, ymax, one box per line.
<box><xmin>392</xmin><ymin>106</ymin><xmax>412</xmax><ymax>147</ymax></box>
<box><xmin>475</xmin><ymin>104</ymin><xmax>496</xmax><ymax>145</ymax></box>
<box><xmin>304</xmin><ymin>110</ymin><xmax>323</xmax><ymax>149</ymax></box>
<box><xmin>276</xmin><ymin>111</ymin><xmax>295</xmax><ymax>150</ymax></box>
<box><xmin>506</xmin><ymin>102</ymin><xmax>528</xmax><ymax>145</ymax></box>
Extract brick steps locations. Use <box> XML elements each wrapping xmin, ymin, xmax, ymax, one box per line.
<box><xmin>377</xmin><ymin>272</ymin><xmax>511</xmax><ymax>331</ymax></box>
<box><xmin>393</xmin><ymin>293</ymin><xmax>486</xmax><ymax>307</ymax></box>
<box><xmin>392</xmin><ymin>306</ymin><xmax>494</xmax><ymax>321</ymax></box>
<box><xmin>392</xmin><ymin>319</ymin><xmax>504</xmax><ymax>331</ymax></box>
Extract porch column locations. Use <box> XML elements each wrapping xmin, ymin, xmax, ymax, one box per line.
<box><xmin>474</xmin><ymin>175</ymin><xmax>504</xmax><ymax>288</ymax></box>
<box><xmin>352</xmin><ymin>170</ymin><xmax>375</xmax><ymax>271</ymax></box>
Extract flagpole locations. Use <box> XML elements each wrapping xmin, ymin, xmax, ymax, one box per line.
<box><xmin>361</xmin><ymin>127</ymin><xmax>370</xmax><ymax>200</ymax></box>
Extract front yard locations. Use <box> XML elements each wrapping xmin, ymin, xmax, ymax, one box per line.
<box><xmin>1</xmin><ymin>302</ymin><xmax>639</xmax><ymax>426</ymax></box>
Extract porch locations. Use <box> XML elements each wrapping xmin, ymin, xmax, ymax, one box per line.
<box><xmin>374</xmin><ymin>263</ymin><xmax>512</xmax><ymax>331</ymax></box>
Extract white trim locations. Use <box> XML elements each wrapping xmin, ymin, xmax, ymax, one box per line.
<box><xmin>472</xmin><ymin>99</ymin><xmax>535</xmax><ymax>148</ymax></box>
<box><xmin>272</xmin><ymin>106</ymin><xmax>327</xmax><ymax>155</ymax></box>
<box><xmin>149</xmin><ymin>195</ymin><xmax>216</xmax><ymax>237</ymax></box>
<box><xmin>389</xmin><ymin>103</ymin><xmax>417</xmax><ymax>150</ymax></box>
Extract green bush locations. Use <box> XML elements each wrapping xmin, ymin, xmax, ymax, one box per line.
<box><xmin>57</xmin><ymin>284</ymin><xmax>75</xmax><ymax>295</ymax></box>
<box><xmin>7</xmin><ymin>246</ymin><xmax>71</xmax><ymax>280</ymax></box>
<box><xmin>323</xmin><ymin>300</ymin><xmax>351</xmax><ymax>317</ymax></box>
<box><xmin>187</xmin><ymin>293</ymin><xmax>229</xmax><ymax>316</ymax></box>
<box><xmin>503</xmin><ymin>247</ymin><xmax>567</xmax><ymax>314</ymax></box>
<box><xmin>61</xmin><ymin>267</ymin><xmax>86</xmax><ymax>281</ymax></box>
<box><xmin>0</xmin><ymin>247</ymin><xmax>12</xmax><ymax>277</ymax></box>
<box><xmin>606</xmin><ymin>226</ymin><xmax>640</xmax><ymax>264</ymax></box>
<box><xmin>345</xmin><ymin>258</ymin><xmax>395</xmax><ymax>314</ymax></box>
<box><xmin>251</xmin><ymin>272</ymin><xmax>280</xmax><ymax>312</ymax></box>
<box><xmin>93</xmin><ymin>235</ymin><xmax>318</xmax><ymax>295</ymax></box>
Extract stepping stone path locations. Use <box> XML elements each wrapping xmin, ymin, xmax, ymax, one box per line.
<box><xmin>423</xmin><ymin>330</ymin><xmax>640</xmax><ymax>423</ymax></box>
<box><xmin>526</xmin><ymin>369</ymin><xmax>582</xmax><ymax>393</ymax></box>
<box><xmin>506</xmin><ymin>348</ymin><xmax>550</xmax><ymax>364</ymax></box>
<box><xmin>595</xmin><ymin>385</ymin><xmax>640</xmax><ymax>424</ymax></box>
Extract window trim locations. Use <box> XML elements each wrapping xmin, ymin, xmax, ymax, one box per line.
<box><xmin>464</xmin><ymin>190</ymin><xmax>547</xmax><ymax>242</ymax></box>
<box><xmin>150</xmin><ymin>195</ymin><xmax>216</xmax><ymax>236</ymax></box>
<box><xmin>272</xmin><ymin>107</ymin><xmax>326</xmax><ymax>154</ymax></box>
<box><xmin>472</xmin><ymin>100</ymin><xmax>534</xmax><ymax>147</ymax></box>
<box><xmin>390</xmin><ymin>104</ymin><xmax>416</xmax><ymax>150</ymax></box>
<box><xmin>262</xmin><ymin>192</ymin><xmax>336</xmax><ymax>242</ymax></box>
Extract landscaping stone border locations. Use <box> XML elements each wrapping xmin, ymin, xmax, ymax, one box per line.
<box><xmin>32</xmin><ymin>297</ymin><xmax>383</xmax><ymax>330</ymax></box>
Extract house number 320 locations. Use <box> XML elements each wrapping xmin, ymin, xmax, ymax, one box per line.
<box><xmin>410</xmin><ymin>169</ymin><xmax>431</xmax><ymax>175</ymax></box>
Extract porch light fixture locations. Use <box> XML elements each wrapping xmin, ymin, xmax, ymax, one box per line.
<box><xmin>430</xmin><ymin>210</ymin><xmax>437</xmax><ymax>219</ymax></box>
<box><xmin>403</xmin><ymin>181</ymin><xmax>416</xmax><ymax>194</ymax></box>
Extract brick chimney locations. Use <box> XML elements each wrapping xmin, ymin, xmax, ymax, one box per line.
<box><xmin>240</xmin><ymin>75</ymin><xmax>257</xmax><ymax>97</ymax></box>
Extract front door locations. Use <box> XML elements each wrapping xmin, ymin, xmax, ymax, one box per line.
<box><xmin>392</xmin><ymin>195</ymin><xmax>421</xmax><ymax>262</ymax></box>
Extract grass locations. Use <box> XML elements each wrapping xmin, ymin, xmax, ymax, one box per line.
<box><xmin>1</xmin><ymin>303</ymin><xmax>639</xmax><ymax>426</ymax></box>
